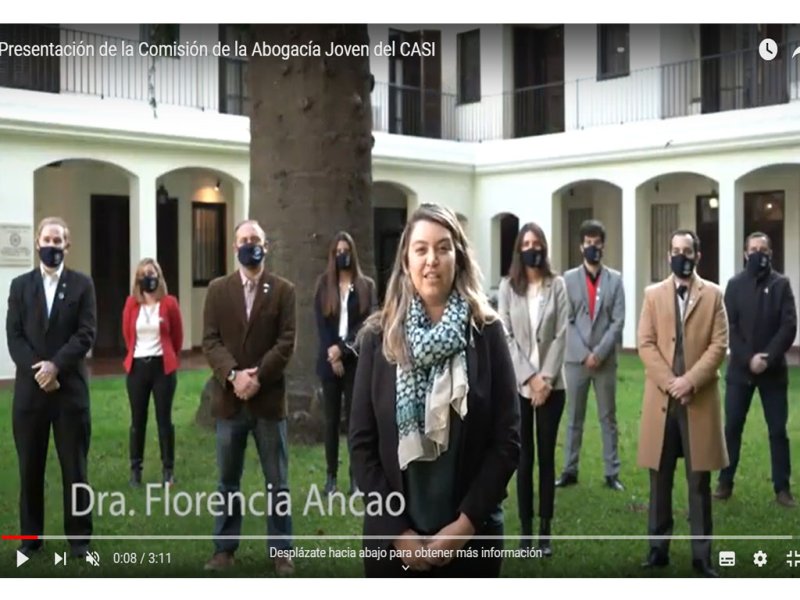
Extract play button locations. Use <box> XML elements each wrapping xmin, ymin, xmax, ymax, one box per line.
<box><xmin>16</xmin><ymin>550</ymin><xmax>30</xmax><ymax>567</ymax></box>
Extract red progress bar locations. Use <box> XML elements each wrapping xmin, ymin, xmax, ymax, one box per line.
<box><xmin>2</xmin><ymin>535</ymin><xmax>39</xmax><ymax>541</ymax></box>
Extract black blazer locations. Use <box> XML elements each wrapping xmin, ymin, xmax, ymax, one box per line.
<box><xmin>349</xmin><ymin>319</ymin><xmax>520</xmax><ymax>547</ymax></box>
<box><xmin>5</xmin><ymin>267</ymin><xmax>97</xmax><ymax>412</ymax></box>
<box><xmin>314</xmin><ymin>276</ymin><xmax>377</xmax><ymax>381</ymax></box>
<box><xmin>725</xmin><ymin>268</ymin><xmax>797</xmax><ymax>385</ymax></box>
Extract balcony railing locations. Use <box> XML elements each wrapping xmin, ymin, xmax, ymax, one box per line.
<box><xmin>2</xmin><ymin>26</ymin><xmax>799</xmax><ymax>139</ymax></box>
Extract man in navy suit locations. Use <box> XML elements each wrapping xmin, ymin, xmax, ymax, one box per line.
<box><xmin>5</xmin><ymin>217</ymin><xmax>97</xmax><ymax>558</ymax></box>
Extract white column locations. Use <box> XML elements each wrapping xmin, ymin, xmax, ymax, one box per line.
<box><xmin>129</xmin><ymin>171</ymin><xmax>158</xmax><ymax>283</ymax></box>
<box><xmin>177</xmin><ymin>193</ymin><xmax>193</xmax><ymax>349</ymax></box>
<box><xmin>717</xmin><ymin>178</ymin><xmax>740</xmax><ymax>291</ymax></box>
<box><xmin>621</xmin><ymin>184</ymin><xmax>639</xmax><ymax>349</ymax></box>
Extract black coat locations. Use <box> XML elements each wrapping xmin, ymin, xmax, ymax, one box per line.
<box><xmin>6</xmin><ymin>268</ymin><xmax>97</xmax><ymax>413</ymax></box>
<box><xmin>349</xmin><ymin>319</ymin><xmax>520</xmax><ymax>547</ymax></box>
<box><xmin>725</xmin><ymin>268</ymin><xmax>797</xmax><ymax>386</ymax></box>
<box><xmin>314</xmin><ymin>276</ymin><xmax>377</xmax><ymax>381</ymax></box>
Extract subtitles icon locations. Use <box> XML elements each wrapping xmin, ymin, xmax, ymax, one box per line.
<box><xmin>85</xmin><ymin>551</ymin><xmax>100</xmax><ymax>567</ymax></box>
<box><xmin>718</xmin><ymin>551</ymin><xmax>736</xmax><ymax>567</ymax></box>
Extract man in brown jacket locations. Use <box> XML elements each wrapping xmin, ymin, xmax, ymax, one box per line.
<box><xmin>637</xmin><ymin>229</ymin><xmax>729</xmax><ymax>578</ymax></box>
<box><xmin>202</xmin><ymin>220</ymin><xmax>297</xmax><ymax>576</ymax></box>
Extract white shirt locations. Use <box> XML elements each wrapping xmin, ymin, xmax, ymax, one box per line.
<box><xmin>338</xmin><ymin>286</ymin><xmax>350</xmax><ymax>340</ymax></box>
<box><xmin>520</xmin><ymin>282</ymin><xmax>542</xmax><ymax>399</ymax></box>
<box><xmin>133</xmin><ymin>302</ymin><xmax>163</xmax><ymax>358</ymax></box>
<box><xmin>40</xmin><ymin>263</ymin><xmax>64</xmax><ymax>317</ymax></box>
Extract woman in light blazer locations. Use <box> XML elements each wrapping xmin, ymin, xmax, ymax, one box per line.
<box><xmin>498</xmin><ymin>222</ymin><xmax>568</xmax><ymax>557</ymax></box>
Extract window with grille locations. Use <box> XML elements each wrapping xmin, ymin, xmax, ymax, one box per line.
<box><xmin>651</xmin><ymin>204</ymin><xmax>678</xmax><ymax>282</ymax></box>
<box><xmin>192</xmin><ymin>203</ymin><xmax>226</xmax><ymax>286</ymax></box>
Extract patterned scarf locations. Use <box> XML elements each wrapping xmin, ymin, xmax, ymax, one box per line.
<box><xmin>396</xmin><ymin>291</ymin><xmax>470</xmax><ymax>470</ymax></box>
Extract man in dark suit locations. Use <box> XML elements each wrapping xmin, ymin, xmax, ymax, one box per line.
<box><xmin>715</xmin><ymin>232</ymin><xmax>797</xmax><ymax>508</ymax></box>
<box><xmin>5</xmin><ymin>217</ymin><xmax>97</xmax><ymax>558</ymax></box>
<box><xmin>202</xmin><ymin>219</ymin><xmax>297</xmax><ymax>575</ymax></box>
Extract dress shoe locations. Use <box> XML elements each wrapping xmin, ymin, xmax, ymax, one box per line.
<box><xmin>324</xmin><ymin>474</ymin><xmax>337</xmax><ymax>496</ymax></box>
<box><xmin>713</xmin><ymin>482</ymin><xmax>733</xmax><ymax>500</ymax></box>
<box><xmin>130</xmin><ymin>468</ymin><xmax>142</xmax><ymax>488</ymax></box>
<box><xmin>204</xmin><ymin>551</ymin><xmax>235</xmax><ymax>571</ymax></box>
<box><xmin>776</xmin><ymin>489</ymin><xmax>797</xmax><ymax>508</ymax></box>
<box><xmin>17</xmin><ymin>544</ymin><xmax>43</xmax><ymax>558</ymax></box>
<box><xmin>163</xmin><ymin>469</ymin><xmax>175</xmax><ymax>486</ymax></box>
<box><xmin>273</xmin><ymin>556</ymin><xmax>295</xmax><ymax>576</ymax></box>
<box><xmin>692</xmin><ymin>559</ymin><xmax>719</xmax><ymax>578</ymax></box>
<box><xmin>605</xmin><ymin>476</ymin><xmax>624</xmax><ymax>491</ymax></box>
<box><xmin>555</xmin><ymin>473</ymin><xmax>578</xmax><ymax>488</ymax></box>
<box><xmin>641</xmin><ymin>549</ymin><xmax>669</xmax><ymax>568</ymax></box>
<box><xmin>539</xmin><ymin>518</ymin><xmax>553</xmax><ymax>557</ymax></box>
<box><xmin>70</xmin><ymin>545</ymin><xmax>90</xmax><ymax>559</ymax></box>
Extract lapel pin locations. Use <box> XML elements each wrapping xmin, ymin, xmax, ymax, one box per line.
<box><xmin>765</xmin><ymin>288</ymin><xmax>769</xmax><ymax>294</ymax></box>
<box><xmin>263</xmin><ymin>283</ymin><xmax>271</xmax><ymax>294</ymax></box>
<box><xmin>58</xmin><ymin>292</ymin><xmax>65</xmax><ymax>300</ymax></box>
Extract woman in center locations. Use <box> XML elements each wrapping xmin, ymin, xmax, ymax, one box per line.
<box><xmin>498</xmin><ymin>222</ymin><xmax>568</xmax><ymax>557</ymax></box>
<box><xmin>350</xmin><ymin>203</ymin><xmax>520</xmax><ymax>577</ymax></box>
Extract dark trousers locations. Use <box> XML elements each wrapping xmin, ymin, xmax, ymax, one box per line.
<box><xmin>517</xmin><ymin>390</ymin><xmax>566</xmax><ymax>522</ymax></box>
<box><xmin>212</xmin><ymin>408</ymin><xmax>292</xmax><ymax>553</ymax></box>
<box><xmin>126</xmin><ymin>357</ymin><xmax>177</xmax><ymax>471</ymax></box>
<box><xmin>649</xmin><ymin>400</ymin><xmax>712</xmax><ymax>563</ymax></box>
<box><xmin>363</xmin><ymin>522</ymin><xmax>505</xmax><ymax>577</ymax></box>
<box><xmin>12</xmin><ymin>405</ymin><xmax>92</xmax><ymax>551</ymax></box>
<box><xmin>321</xmin><ymin>358</ymin><xmax>356</xmax><ymax>481</ymax></box>
<box><xmin>720</xmin><ymin>381</ymin><xmax>791</xmax><ymax>493</ymax></box>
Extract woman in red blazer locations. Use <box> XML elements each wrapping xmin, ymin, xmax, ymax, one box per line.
<box><xmin>122</xmin><ymin>258</ymin><xmax>183</xmax><ymax>487</ymax></box>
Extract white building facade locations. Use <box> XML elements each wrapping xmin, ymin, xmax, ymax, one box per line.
<box><xmin>1</xmin><ymin>23</ymin><xmax>799</xmax><ymax>379</ymax></box>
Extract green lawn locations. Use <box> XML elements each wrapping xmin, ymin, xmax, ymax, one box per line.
<box><xmin>1</xmin><ymin>354</ymin><xmax>798</xmax><ymax>578</ymax></box>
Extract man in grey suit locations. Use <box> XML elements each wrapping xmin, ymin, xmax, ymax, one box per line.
<box><xmin>556</xmin><ymin>220</ymin><xmax>626</xmax><ymax>491</ymax></box>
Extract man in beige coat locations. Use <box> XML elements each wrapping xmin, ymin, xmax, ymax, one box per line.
<box><xmin>637</xmin><ymin>229</ymin><xmax>729</xmax><ymax>578</ymax></box>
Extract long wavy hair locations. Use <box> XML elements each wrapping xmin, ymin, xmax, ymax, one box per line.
<box><xmin>314</xmin><ymin>231</ymin><xmax>371</xmax><ymax>318</ymax></box>
<box><xmin>361</xmin><ymin>203</ymin><xmax>498</xmax><ymax>368</ymax></box>
<box><xmin>507</xmin><ymin>221</ymin><xmax>555</xmax><ymax>296</ymax></box>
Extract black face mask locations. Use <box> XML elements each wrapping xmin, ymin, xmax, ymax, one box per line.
<box><xmin>140</xmin><ymin>275</ymin><xmax>159</xmax><ymax>293</ymax></box>
<box><xmin>336</xmin><ymin>252</ymin><xmax>352</xmax><ymax>270</ymax></box>
<box><xmin>39</xmin><ymin>246</ymin><xmax>64</xmax><ymax>269</ymax></box>
<box><xmin>583</xmin><ymin>245</ymin><xmax>603</xmax><ymax>265</ymax></box>
<box><xmin>237</xmin><ymin>243</ymin><xmax>265</xmax><ymax>268</ymax></box>
<box><xmin>745</xmin><ymin>251</ymin><xmax>771</xmax><ymax>278</ymax></box>
<box><xmin>521</xmin><ymin>248</ymin><xmax>544</xmax><ymax>269</ymax></box>
<box><xmin>670</xmin><ymin>254</ymin><xmax>695</xmax><ymax>279</ymax></box>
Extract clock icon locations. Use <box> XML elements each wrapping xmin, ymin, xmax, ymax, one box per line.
<box><xmin>759</xmin><ymin>38</ymin><xmax>778</xmax><ymax>61</ymax></box>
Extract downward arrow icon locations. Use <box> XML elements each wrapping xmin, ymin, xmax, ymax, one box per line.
<box><xmin>402</xmin><ymin>565</ymin><xmax>409</xmax><ymax>571</ymax></box>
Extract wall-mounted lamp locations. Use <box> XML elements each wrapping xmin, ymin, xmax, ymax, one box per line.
<box><xmin>654</xmin><ymin>180</ymin><xmax>660</xmax><ymax>193</ymax></box>
<box><xmin>214</xmin><ymin>179</ymin><xmax>221</xmax><ymax>192</ymax></box>
<box><xmin>569</xmin><ymin>187</ymin><xmax>575</xmax><ymax>197</ymax></box>
<box><xmin>708</xmin><ymin>188</ymin><xmax>718</xmax><ymax>209</ymax></box>
<box><xmin>156</xmin><ymin>183</ymin><xmax>169</xmax><ymax>204</ymax></box>
<box><xmin>766</xmin><ymin>202</ymin><xmax>773</xmax><ymax>211</ymax></box>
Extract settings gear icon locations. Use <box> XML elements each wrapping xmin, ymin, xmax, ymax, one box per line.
<box><xmin>753</xmin><ymin>550</ymin><xmax>768</xmax><ymax>567</ymax></box>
